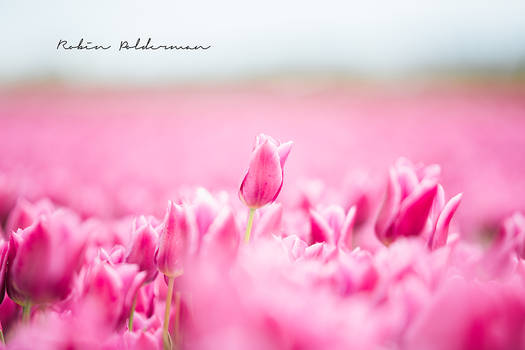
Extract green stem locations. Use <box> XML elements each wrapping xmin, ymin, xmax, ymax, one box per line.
<box><xmin>163</xmin><ymin>276</ymin><xmax>175</xmax><ymax>350</ymax></box>
<box><xmin>0</xmin><ymin>328</ymin><xmax>5</xmax><ymax>345</ymax></box>
<box><xmin>174</xmin><ymin>291</ymin><xmax>182</xmax><ymax>349</ymax></box>
<box><xmin>128</xmin><ymin>287</ymin><xmax>139</xmax><ymax>331</ymax></box>
<box><xmin>244</xmin><ymin>208</ymin><xmax>256</xmax><ymax>243</ymax></box>
<box><xmin>22</xmin><ymin>303</ymin><xmax>31</xmax><ymax>323</ymax></box>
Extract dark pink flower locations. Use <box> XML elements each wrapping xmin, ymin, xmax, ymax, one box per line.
<box><xmin>83</xmin><ymin>259</ymin><xmax>147</xmax><ymax>328</ymax></box>
<box><xmin>6</xmin><ymin>210</ymin><xmax>88</xmax><ymax>305</ymax></box>
<box><xmin>126</xmin><ymin>216</ymin><xmax>159</xmax><ymax>283</ymax></box>
<box><xmin>5</xmin><ymin>198</ymin><xmax>54</xmax><ymax>235</ymax></box>
<box><xmin>375</xmin><ymin>158</ymin><xmax>440</xmax><ymax>245</ymax></box>
<box><xmin>239</xmin><ymin>134</ymin><xmax>292</xmax><ymax>208</ymax></box>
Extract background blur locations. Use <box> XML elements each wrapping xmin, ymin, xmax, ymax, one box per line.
<box><xmin>0</xmin><ymin>1</ymin><xmax>524</xmax><ymax>237</ymax></box>
<box><xmin>1</xmin><ymin>0</ymin><xmax>525</xmax><ymax>84</ymax></box>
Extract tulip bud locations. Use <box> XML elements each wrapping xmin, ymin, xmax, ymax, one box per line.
<box><xmin>126</xmin><ymin>217</ymin><xmax>159</xmax><ymax>283</ymax></box>
<box><xmin>155</xmin><ymin>201</ymin><xmax>192</xmax><ymax>277</ymax></box>
<box><xmin>375</xmin><ymin>159</ymin><xmax>439</xmax><ymax>245</ymax></box>
<box><xmin>6</xmin><ymin>211</ymin><xmax>87</xmax><ymax>305</ymax></box>
<box><xmin>239</xmin><ymin>134</ymin><xmax>292</xmax><ymax>209</ymax></box>
<box><xmin>5</xmin><ymin>198</ymin><xmax>54</xmax><ymax>235</ymax></box>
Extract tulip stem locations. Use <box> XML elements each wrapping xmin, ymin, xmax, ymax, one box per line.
<box><xmin>174</xmin><ymin>291</ymin><xmax>182</xmax><ymax>348</ymax></box>
<box><xmin>128</xmin><ymin>288</ymin><xmax>139</xmax><ymax>331</ymax></box>
<box><xmin>0</xmin><ymin>328</ymin><xmax>4</xmax><ymax>345</ymax></box>
<box><xmin>163</xmin><ymin>275</ymin><xmax>175</xmax><ymax>350</ymax></box>
<box><xmin>22</xmin><ymin>303</ymin><xmax>31</xmax><ymax>323</ymax></box>
<box><xmin>244</xmin><ymin>208</ymin><xmax>256</xmax><ymax>243</ymax></box>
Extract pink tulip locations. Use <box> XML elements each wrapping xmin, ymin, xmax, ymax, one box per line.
<box><xmin>126</xmin><ymin>216</ymin><xmax>159</xmax><ymax>283</ymax></box>
<box><xmin>375</xmin><ymin>158</ymin><xmax>439</xmax><ymax>245</ymax></box>
<box><xmin>155</xmin><ymin>201</ymin><xmax>193</xmax><ymax>277</ymax></box>
<box><xmin>6</xmin><ymin>210</ymin><xmax>88</xmax><ymax>305</ymax></box>
<box><xmin>309</xmin><ymin>205</ymin><xmax>356</xmax><ymax>250</ymax></box>
<box><xmin>83</xmin><ymin>259</ymin><xmax>147</xmax><ymax>328</ymax></box>
<box><xmin>239</xmin><ymin>134</ymin><xmax>292</xmax><ymax>209</ymax></box>
<box><xmin>5</xmin><ymin>198</ymin><xmax>54</xmax><ymax>235</ymax></box>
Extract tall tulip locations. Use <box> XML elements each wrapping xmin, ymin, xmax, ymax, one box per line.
<box><xmin>155</xmin><ymin>201</ymin><xmax>193</xmax><ymax>350</ymax></box>
<box><xmin>239</xmin><ymin>134</ymin><xmax>292</xmax><ymax>242</ymax></box>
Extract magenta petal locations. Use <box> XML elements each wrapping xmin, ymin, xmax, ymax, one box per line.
<box><xmin>431</xmin><ymin>184</ymin><xmax>446</xmax><ymax>223</ymax></box>
<box><xmin>310</xmin><ymin>209</ymin><xmax>334</xmax><ymax>244</ymax></box>
<box><xmin>0</xmin><ymin>239</ymin><xmax>8</xmax><ymax>304</ymax></box>
<box><xmin>430</xmin><ymin>193</ymin><xmax>462</xmax><ymax>250</ymax></box>
<box><xmin>126</xmin><ymin>222</ymin><xmax>159</xmax><ymax>283</ymax></box>
<box><xmin>395</xmin><ymin>182</ymin><xmax>438</xmax><ymax>237</ymax></box>
<box><xmin>375</xmin><ymin>169</ymin><xmax>402</xmax><ymax>244</ymax></box>
<box><xmin>338</xmin><ymin>206</ymin><xmax>357</xmax><ymax>251</ymax></box>
<box><xmin>396</xmin><ymin>165</ymin><xmax>419</xmax><ymax>200</ymax></box>
<box><xmin>277</xmin><ymin>141</ymin><xmax>293</xmax><ymax>168</ymax></box>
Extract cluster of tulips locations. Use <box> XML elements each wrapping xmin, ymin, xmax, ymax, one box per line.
<box><xmin>0</xmin><ymin>133</ymin><xmax>524</xmax><ymax>350</ymax></box>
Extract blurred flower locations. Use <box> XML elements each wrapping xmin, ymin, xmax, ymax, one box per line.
<box><xmin>200</xmin><ymin>207</ymin><xmax>240</xmax><ymax>265</ymax></box>
<box><xmin>83</xmin><ymin>258</ymin><xmax>147</xmax><ymax>328</ymax></box>
<box><xmin>5</xmin><ymin>198</ymin><xmax>54</xmax><ymax>236</ymax></box>
<box><xmin>252</xmin><ymin>203</ymin><xmax>283</xmax><ymax>239</ymax></box>
<box><xmin>494</xmin><ymin>212</ymin><xmax>525</xmax><ymax>259</ymax></box>
<box><xmin>375</xmin><ymin>158</ymin><xmax>440</xmax><ymax>245</ymax></box>
<box><xmin>126</xmin><ymin>216</ymin><xmax>159</xmax><ymax>283</ymax></box>
<box><xmin>309</xmin><ymin>205</ymin><xmax>356</xmax><ymax>250</ymax></box>
<box><xmin>155</xmin><ymin>201</ymin><xmax>193</xmax><ymax>277</ymax></box>
<box><xmin>6</xmin><ymin>210</ymin><xmax>88</xmax><ymax>305</ymax></box>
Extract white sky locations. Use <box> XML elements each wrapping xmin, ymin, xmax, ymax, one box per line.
<box><xmin>1</xmin><ymin>0</ymin><xmax>524</xmax><ymax>83</ymax></box>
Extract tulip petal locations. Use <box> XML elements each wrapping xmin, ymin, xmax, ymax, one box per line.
<box><xmin>430</xmin><ymin>193</ymin><xmax>462</xmax><ymax>250</ymax></box>
<box><xmin>395</xmin><ymin>182</ymin><xmax>438</xmax><ymax>237</ymax></box>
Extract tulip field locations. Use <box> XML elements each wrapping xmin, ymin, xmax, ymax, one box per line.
<box><xmin>0</xmin><ymin>87</ymin><xmax>524</xmax><ymax>349</ymax></box>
